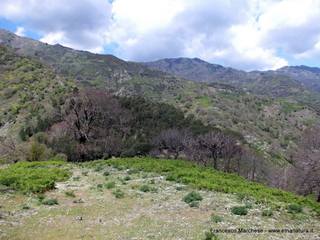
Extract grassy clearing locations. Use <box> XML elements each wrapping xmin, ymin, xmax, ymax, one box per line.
<box><xmin>103</xmin><ymin>157</ymin><xmax>320</xmax><ymax>214</ymax></box>
<box><xmin>1</xmin><ymin>160</ymin><xmax>319</xmax><ymax>240</ymax></box>
<box><xmin>0</xmin><ymin>161</ymin><xmax>70</xmax><ymax>193</ymax></box>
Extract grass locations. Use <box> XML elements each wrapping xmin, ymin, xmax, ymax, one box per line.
<box><xmin>41</xmin><ymin>198</ymin><xmax>59</xmax><ymax>205</ymax></box>
<box><xmin>0</xmin><ymin>161</ymin><xmax>70</xmax><ymax>193</ymax></box>
<box><xmin>104</xmin><ymin>157</ymin><xmax>320</xmax><ymax>214</ymax></box>
<box><xmin>231</xmin><ymin>206</ymin><xmax>248</xmax><ymax>216</ymax></box>
<box><xmin>112</xmin><ymin>189</ymin><xmax>125</xmax><ymax>198</ymax></box>
<box><xmin>287</xmin><ymin>204</ymin><xmax>303</xmax><ymax>214</ymax></box>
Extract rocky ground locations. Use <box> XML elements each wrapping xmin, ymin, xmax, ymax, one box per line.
<box><xmin>0</xmin><ymin>164</ymin><xmax>319</xmax><ymax>240</ymax></box>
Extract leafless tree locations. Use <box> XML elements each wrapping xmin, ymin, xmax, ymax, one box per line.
<box><xmin>152</xmin><ymin>128</ymin><xmax>190</xmax><ymax>159</ymax></box>
<box><xmin>291</xmin><ymin>125</ymin><xmax>320</xmax><ymax>202</ymax></box>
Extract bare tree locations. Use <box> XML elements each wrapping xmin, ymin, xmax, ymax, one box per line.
<box><xmin>152</xmin><ymin>128</ymin><xmax>189</xmax><ymax>159</ymax></box>
<box><xmin>291</xmin><ymin>126</ymin><xmax>320</xmax><ymax>202</ymax></box>
<box><xmin>196</xmin><ymin>131</ymin><xmax>226</xmax><ymax>169</ymax></box>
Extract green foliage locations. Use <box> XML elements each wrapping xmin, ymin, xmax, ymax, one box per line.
<box><xmin>123</xmin><ymin>176</ymin><xmax>131</xmax><ymax>181</ymax></box>
<box><xmin>0</xmin><ymin>161</ymin><xmax>69</xmax><ymax>193</ymax></box>
<box><xmin>262</xmin><ymin>209</ymin><xmax>273</xmax><ymax>217</ymax></box>
<box><xmin>287</xmin><ymin>204</ymin><xmax>303</xmax><ymax>214</ymax></box>
<box><xmin>188</xmin><ymin>201</ymin><xmax>199</xmax><ymax>208</ymax></box>
<box><xmin>105</xmin><ymin>157</ymin><xmax>320</xmax><ymax>214</ymax></box>
<box><xmin>211</xmin><ymin>214</ymin><xmax>223</xmax><ymax>223</ymax></box>
<box><xmin>112</xmin><ymin>189</ymin><xmax>125</xmax><ymax>199</ymax></box>
<box><xmin>139</xmin><ymin>184</ymin><xmax>151</xmax><ymax>192</ymax></box>
<box><xmin>105</xmin><ymin>181</ymin><xmax>116</xmax><ymax>189</ymax></box>
<box><xmin>27</xmin><ymin>141</ymin><xmax>51</xmax><ymax>162</ymax></box>
<box><xmin>204</xmin><ymin>231</ymin><xmax>219</xmax><ymax>240</ymax></box>
<box><xmin>41</xmin><ymin>198</ymin><xmax>58</xmax><ymax>205</ymax></box>
<box><xmin>231</xmin><ymin>206</ymin><xmax>248</xmax><ymax>216</ymax></box>
<box><xmin>183</xmin><ymin>191</ymin><xmax>203</xmax><ymax>204</ymax></box>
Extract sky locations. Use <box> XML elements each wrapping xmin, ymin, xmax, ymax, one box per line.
<box><xmin>0</xmin><ymin>0</ymin><xmax>320</xmax><ymax>71</ymax></box>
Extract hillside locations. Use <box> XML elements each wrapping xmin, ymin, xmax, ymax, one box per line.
<box><xmin>144</xmin><ymin>58</ymin><xmax>320</xmax><ymax>112</ymax></box>
<box><xmin>1</xmin><ymin>29</ymin><xmax>320</xmax><ymax>165</ymax></box>
<box><xmin>0</xmin><ymin>46</ymin><xmax>74</xmax><ymax>140</ymax></box>
<box><xmin>0</xmin><ymin>158</ymin><xmax>319</xmax><ymax>240</ymax></box>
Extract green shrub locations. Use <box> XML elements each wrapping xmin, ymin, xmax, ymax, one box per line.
<box><xmin>42</xmin><ymin>198</ymin><xmax>58</xmax><ymax>205</ymax></box>
<box><xmin>0</xmin><ymin>161</ymin><xmax>69</xmax><ymax>193</ymax></box>
<box><xmin>183</xmin><ymin>191</ymin><xmax>203</xmax><ymax>204</ymax></box>
<box><xmin>139</xmin><ymin>184</ymin><xmax>151</xmax><ymax>192</ymax></box>
<box><xmin>189</xmin><ymin>201</ymin><xmax>199</xmax><ymax>208</ymax></box>
<box><xmin>211</xmin><ymin>214</ymin><xmax>223</xmax><ymax>223</ymax></box>
<box><xmin>103</xmin><ymin>171</ymin><xmax>110</xmax><ymax>176</ymax></box>
<box><xmin>112</xmin><ymin>189</ymin><xmax>125</xmax><ymax>199</ymax></box>
<box><xmin>287</xmin><ymin>204</ymin><xmax>303</xmax><ymax>214</ymax></box>
<box><xmin>231</xmin><ymin>206</ymin><xmax>248</xmax><ymax>216</ymax></box>
<box><xmin>65</xmin><ymin>191</ymin><xmax>76</xmax><ymax>198</ymax></box>
<box><xmin>21</xmin><ymin>204</ymin><xmax>30</xmax><ymax>210</ymax></box>
<box><xmin>27</xmin><ymin>141</ymin><xmax>48</xmax><ymax>161</ymax></box>
<box><xmin>124</xmin><ymin>176</ymin><xmax>131</xmax><ymax>181</ymax></box>
<box><xmin>262</xmin><ymin>209</ymin><xmax>273</xmax><ymax>217</ymax></box>
<box><xmin>105</xmin><ymin>181</ymin><xmax>116</xmax><ymax>189</ymax></box>
<box><xmin>204</xmin><ymin>231</ymin><xmax>219</xmax><ymax>240</ymax></box>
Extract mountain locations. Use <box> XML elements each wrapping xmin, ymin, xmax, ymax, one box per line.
<box><xmin>143</xmin><ymin>57</ymin><xmax>247</xmax><ymax>84</ymax></box>
<box><xmin>1</xmin><ymin>29</ymin><xmax>319</xmax><ymax>164</ymax></box>
<box><xmin>275</xmin><ymin>65</ymin><xmax>320</xmax><ymax>92</ymax></box>
<box><xmin>144</xmin><ymin>58</ymin><xmax>320</xmax><ymax>111</ymax></box>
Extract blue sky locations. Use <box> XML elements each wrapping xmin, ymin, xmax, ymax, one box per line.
<box><xmin>1</xmin><ymin>0</ymin><xmax>320</xmax><ymax>71</ymax></box>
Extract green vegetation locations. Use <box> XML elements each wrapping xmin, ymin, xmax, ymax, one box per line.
<box><xmin>112</xmin><ymin>189</ymin><xmax>125</xmax><ymax>198</ymax></box>
<box><xmin>105</xmin><ymin>181</ymin><xmax>116</xmax><ymax>189</ymax></box>
<box><xmin>210</xmin><ymin>214</ymin><xmax>223</xmax><ymax>223</ymax></box>
<box><xmin>262</xmin><ymin>209</ymin><xmax>273</xmax><ymax>217</ymax></box>
<box><xmin>0</xmin><ymin>161</ymin><xmax>70</xmax><ymax>193</ymax></box>
<box><xmin>183</xmin><ymin>191</ymin><xmax>203</xmax><ymax>207</ymax></box>
<box><xmin>41</xmin><ymin>198</ymin><xmax>59</xmax><ymax>205</ymax></box>
<box><xmin>105</xmin><ymin>157</ymin><xmax>320</xmax><ymax>214</ymax></box>
<box><xmin>287</xmin><ymin>204</ymin><xmax>303</xmax><ymax>214</ymax></box>
<box><xmin>231</xmin><ymin>206</ymin><xmax>248</xmax><ymax>216</ymax></box>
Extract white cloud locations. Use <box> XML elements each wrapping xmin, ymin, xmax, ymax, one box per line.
<box><xmin>0</xmin><ymin>0</ymin><xmax>320</xmax><ymax>69</ymax></box>
<box><xmin>15</xmin><ymin>26</ymin><xmax>25</xmax><ymax>37</ymax></box>
<box><xmin>0</xmin><ymin>0</ymin><xmax>112</xmax><ymax>53</ymax></box>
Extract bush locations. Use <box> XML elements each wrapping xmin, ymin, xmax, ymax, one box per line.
<box><xmin>103</xmin><ymin>171</ymin><xmax>110</xmax><ymax>176</ymax></box>
<box><xmin>211</xmin><ymin>214</ymin><xmax>223</xmax><ymax>223</ymax></box>
<box><xmin>139</xmin><ymin>184</ymin><xmax>151</xmax><ymax>192</ymax></box>
<box><xmin>42</xmin><ymin>198</ymin><xmax>58</xmax><ymax>205</ymax></box>
<box><xmin>105</xmin><ymin>181</ymin><xmax>116</xmax><ymax>189</ymax></box>
<box><xmin>183</xmin><ymin>191</ymin><xmax>203</xmax><ymax>204</ymax></box>
<box><xmin>27</xmin><ymin>141</ymin><xmax>48</xmax><ymax>161</ymax></box>
<box><xmin>262</xmin><ymin>209</ymin><xmax>273</xmax><ymax>217</ymax></box>
<box><xmin>189</xmin><ymin>201</ymin><xmax>199</xmax><ymax>208</ymax></box>
<box><xmin>124</xmin><ymin>176</ymin><xmax>131</xmax><ymax>181</ymax></box>
<box><xmin>0</xmin><ymin>161</ymin><xmax>69</xmax><ymax>193</ymax></box>
<box><xmin>287</xmin><ymin>204</ymin><xmax>303</xmax><ymax>214</ymax></box>
<box><xmin>112</xmin><ymin>189</ymin><xmax>125</xmax><ymax>199</ymax></box>
<box><xmin>231</xmin><ymin>206</ymin><xmax>248</xmax><ymax>216</ymax></box>
<box><xmin>204</xmin><ymin>231</ymin><xmax>219</xmax><ymax>240</ymax></box>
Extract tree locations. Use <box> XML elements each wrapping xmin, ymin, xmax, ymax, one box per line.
<box><xmin>291</xmin><ymin>126</ymin><xmax>320</xmax><ymax>202</ymax></box>
<box><xmin>152</xmin><ymin>128</ymin><xmax>190</xmax><ymax>159</ymax></box>
<box><xmin>196</xmin><ymin>131</ymin><xmax>226</xmax><ymax>169</ymax></box>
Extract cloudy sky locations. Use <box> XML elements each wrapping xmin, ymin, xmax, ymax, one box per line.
<box><xmin>0</xmin><ymin>0</ymin><xmax>320</xmax><ymax>70</ymax></box>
